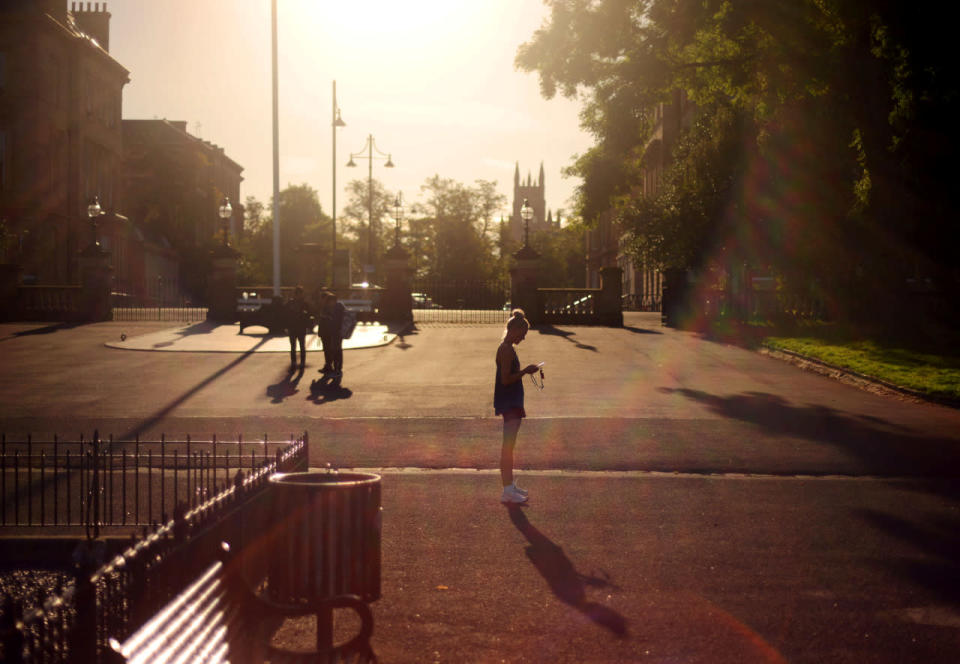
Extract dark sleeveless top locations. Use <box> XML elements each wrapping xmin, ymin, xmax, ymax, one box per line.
<box><xmin>493</xmin><ymin>348</ymin><xmax>524</xmax><ymax>414</ymax></box>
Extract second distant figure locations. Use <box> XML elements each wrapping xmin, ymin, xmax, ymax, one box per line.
<box><xmin>317</xmin><ymin>290</ymin><xmax>346</xmax><ymax>378</ymax></box>
<box><xmin>285</xmin><ymin>285</ymin><xmax>314</xmax><ymax>370</ymax></box>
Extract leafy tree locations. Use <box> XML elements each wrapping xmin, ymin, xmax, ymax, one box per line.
<box><xmin>237</xmin><ymin>185</ymin><xmax>333</xmax><ymax>286</ymax></box>
<box><xmin>341</xmin><ymin>177</ymin><xmax>396</xmax><ymax>278</ymax></box>
<box><xmin>533</xmin><ymin>216</ymin><xmax>587</xmax><ymax>288</ymax></box>
<box><xmin>237</xmin><ymin>195</ymin><xmax>270</xmax><ymax>285</ymax></box>
<box><xmin>411</xmin><ymin>176</ymin><xmax>506</xmax><ymax>282</ymax></box>
<box><xmin>517</xmin><ymin>0</ymin><xmax>960</xmax><ymax>322</ymax></box>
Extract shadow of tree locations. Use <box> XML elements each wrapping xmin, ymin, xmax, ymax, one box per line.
<box><xmin>0</xmin><ymin>322</ymin><xmax>80</xmax><ymax>342</ymax></box>
<box><xmin>507</xmin><ymin>506</ymin><xmax>627</xmax><ymax>637</ymax></box>
<box><xmin>119</xmin><ymin>337</ymin><xmax>269</xmax><ymax>440</ymax></box>
<box><xmin>658</xmin><ymin>387</ymin><xmax>960</xmax><ymax>477</ymax></box>
<box><xmin>858</xmin><ymin>506</ymin><xmax>960</xmax><ymax>605</ymax></box>
<box><xmin>153</xmin><ymin>321</ymin><xmax>222</xmax><ymax>348</ymax></box>
<box><xmin>534</xmin><ymin>325</ymin><xmax>598</xmax><ymax>352</ymax></box>
<box><xmin>622</xmin><ymin>325</ymin><xmax>662</xmax><ymax>335</ymax></box>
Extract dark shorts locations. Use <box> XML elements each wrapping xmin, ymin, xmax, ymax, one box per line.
<box><xmin>500</xmin><ymin>407</ymin><xmax>526</xmax><ymax>421</ymax></box>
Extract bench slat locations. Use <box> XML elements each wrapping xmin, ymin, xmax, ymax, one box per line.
<box><xmin>112</xmin><ymin>545</ymin><xmax>376</xmax><ymax>664</ymax></box>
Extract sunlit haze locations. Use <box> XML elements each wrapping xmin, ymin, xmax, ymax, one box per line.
<box><xmin>110</xmin><ymin>0</ymin><xmax>591</xmax><ymax>221</ymax></box>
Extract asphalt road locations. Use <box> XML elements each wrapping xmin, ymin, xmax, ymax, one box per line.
<box><xmin>1</xmin><ymin>313</ymin><xmax>959</xmax><ymax>662</ymax></box>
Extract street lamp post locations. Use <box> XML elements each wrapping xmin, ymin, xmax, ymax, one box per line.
<box><xmin>86</xmin><ymin>196</ymin><xmax>103</xmax><ymax>250</ymax></box>
<box><xmin>331</xmin><ymin>80</ymin><xmax>346</xmax><ymax>286</ymax></box>
<box><xmin>393</xmin><ymin>192</ymin><xmax>403</xmax><ymax>247</ymax></box>
<box><xmin>271</xmin><ymin>0</ymin><xmax>281</xmax><ymax>296</ymax></box>
<box><xmin>347</xmin><ymin>134</ymin><xmax>394</xmax><ymax>282</ymax></box>
<box><xmin>218</xmin><ymin>197</ymin><xmax>233</xmax><ymax>246</ymax></box>
<box><xmin>520</xmin><ymin>198</ymin><xmax>534</xmax><ymax>247</ymax></box>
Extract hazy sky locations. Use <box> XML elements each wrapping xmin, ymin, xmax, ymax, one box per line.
<box><xmin>108</xmin><ymin>0</ymin><xmax>592</xmax><ymax>222</ymax></box>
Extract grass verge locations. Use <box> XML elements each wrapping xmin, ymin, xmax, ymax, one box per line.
<box><xmin>759</xmin><ymin>323</ymin><xmax>960</xmax><ymax>402</ymax></box>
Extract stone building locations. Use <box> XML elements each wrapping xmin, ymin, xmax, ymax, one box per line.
<box><xmin>0</xmin><ymin>0</ymin><xmax>129</xmax><ymax>284</ymax></box>
<box><xmin>585</xmin><ymin>90</ymin><xmax>694</xmax><ymax>308</ymax></box>
<box><xmin>121</xmin><ymin>119</ymin><xmax>244</xmax><ymax>299</ymax></box>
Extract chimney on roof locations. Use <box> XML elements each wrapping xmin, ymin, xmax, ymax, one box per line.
<box><xmin>71</xmin><ymin>1</ymin><xmax>111</xmax><ymax>52</ymax></box>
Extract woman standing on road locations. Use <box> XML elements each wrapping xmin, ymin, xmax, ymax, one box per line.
<box><xmin>494</xmin><ymin>309</ymin><xmax>541</xmax><ymax>504</ymax></box>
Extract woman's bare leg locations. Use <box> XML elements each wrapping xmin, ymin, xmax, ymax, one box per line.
<box><xmin>500</xmin><ymin>418</ymin><xmax>521</xmax><ymax>487</ymax></box>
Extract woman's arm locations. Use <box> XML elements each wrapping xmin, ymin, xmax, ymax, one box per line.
<box><xmin>498</xmin><ymin>344</ymin><xmax>536</xmax><ymax>385</ymax></box>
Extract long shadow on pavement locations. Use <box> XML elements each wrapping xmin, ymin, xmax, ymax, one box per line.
<box><xmin>152</xmin><ymin>320</ymin><xmax>221</xmax><ymax>348</ymax></box>
<box><xmin>857</xmin><ymin>505</ymin><xmax>960</xmax><ymax>606</ymax></box>
<box><xmin>307</xmin><ymin>377</ymin><xmax>353</xmax><ymax>405</ymax></box>
<box><xmin>663</xmin><ymin>385</ymin><xmax>960</xmax><ymax>607</ymax></box>
<box><xmin>623</xmin><ymin>325</ymin><xmax>662</xmax><ymax>335</ymax></box>
<box><xmin>659</xmin><ymin>387</ymin><xmax>960</xmax><ymax>478</ymax></box>
<box><xmin>119</xmin><ymin>337</ymin><xmax>269</xmax><ymax>440</ymax></box>
<box><xmin>0</xmin><ymin>322</ymin><xmax>80</xmax><ymax>342</ymax></box>
<box><xmin>267</xmin><ymin>367</ymin><xmax>305</xmax><ymax>403</ymax></box>
<box><xmin>535</xmin><ymin>325</ymin><xmax>598</xmax><ymax>352</ymax></box>
<box><xmin>507</xmin><ymin>506</ymin><xmax>627</xmax><ymax>637</ymax></box>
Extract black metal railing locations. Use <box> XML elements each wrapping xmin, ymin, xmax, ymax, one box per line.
<box><xmin>110</xmin><ymin>279</ymin><xmax>206</xmax><ymax>322</ymax></box>
<box><xmin>0</xmin><ymin>432</ymin><xmax>308</xmax><ymax>663</ymax></box>
<box><xmin>1</xmin><ymin>432</ymin><xmax>305</xmax><ymax>534</ymax></box>
<box><xmin>16</xmin><ymin>286</ymin><xmax>82</xmax><ymax>321</ymax></box>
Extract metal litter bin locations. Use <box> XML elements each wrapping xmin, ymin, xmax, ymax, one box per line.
<box><xmin>267</xmin><ymin>470</ymin><xmax>382</xmax><ymax>603</ymax></box>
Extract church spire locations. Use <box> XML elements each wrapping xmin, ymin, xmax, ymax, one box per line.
<box><xmin>539</xmin><ymin>162</ymin><xmax>545</xmax><ymax>186</ymax></box>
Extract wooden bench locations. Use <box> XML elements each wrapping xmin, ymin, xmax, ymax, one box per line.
<box><xmin>109</xmin><ymin>542</ymin><xmax>375</xmax><ymax>664</ymax></box>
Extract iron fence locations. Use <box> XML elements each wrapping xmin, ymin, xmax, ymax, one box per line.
<box><xmin>1</xmin><ymin>432</ymin><xmax>303</xmax><ymax>534</ymax></box>
<box><xmin>15</xmin><ymin>286</ymin><xmax>82</xmax><ymax>322</ymax></box>
<box><xmin>110</xmin><ymin>278</ymin><xmax>207</xmax><ymax>323</ymax></box>
<box><xmin>411</xmin><ymin>278</ymin><xmax>509</xmax><ymax>324</ymax></box>
<box><xmin>109</xmin><ymin>306</ymin><xmax>207</xmax><ymax>323</ymax></box>
<box><xmin>0</xmin><ymin>431</ymin><xmax>308</xmax><ymax>663</ymax></box>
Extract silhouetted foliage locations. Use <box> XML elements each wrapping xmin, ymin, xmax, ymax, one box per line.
<box><xmin>411</xmin><ymin>176</ymin><xmax>506</xmax><ymax>282</ymax></box>
<box><xmin>238</xmin><ymin>184</ymin><xmax>335</xmax><ymax>286</ymax></box>
<box><xmin>517</xmin><ymin>0</ymin><xmax>960</xmax><ymax>324</ymax></box>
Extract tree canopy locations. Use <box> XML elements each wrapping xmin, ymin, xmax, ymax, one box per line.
<box><xmin>517</xmin><ymin>0</ymin><xmax>960</xmax><ymax>319</ymax></box>
<box><xmin>238</xmin><ymin>175</ymin><xmax>570</xmax><ymax>288</ymax></box>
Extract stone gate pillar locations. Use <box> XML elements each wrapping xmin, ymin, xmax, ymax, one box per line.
<box><xmin>0</xmin><ymin>263</ymin><xmax>22</xmax><ymax>322</ymax></box>
<box><xmin>295</xmin><ymin>243</ymin><xmax>327</xmax><ymax>291</ymax></box>
<box><xmin>598</xmin><ymin>265</ymin><xmax>623</xmax><ymax>327</ymax></box>
<box><xmin>510</xmin><ymin>244</ymin><xmax>541</xmax><ymax>325</ymax></box>
<box><xmin>207</xmin><ymin>244</ymin><xmax>240</xmax><ymax>322</ymax></box>
<box><xmin>380</xmin><ymin>244</ymin><xmax>412</xmax><ymax>322</ymax></box>
<box><xmin>78</xmin><ymin>244</ymin><xmax>113</xmax><ymax>322</ymax></box>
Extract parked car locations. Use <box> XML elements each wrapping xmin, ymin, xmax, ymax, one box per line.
<box><xmin>412</xmin><ymin>292</ymin><xmax>442</xmax><ymax>309</ymax></box>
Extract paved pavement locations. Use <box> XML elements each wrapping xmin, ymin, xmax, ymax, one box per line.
<box><xmin>104</xmin><ymin>320</ymin><xmax>400</xmax><ymax>353</ymax></box>
<box><xmin>2</xmin><ymin>312</ymin><xmax>960</xmax><ymax>662</ymax></box>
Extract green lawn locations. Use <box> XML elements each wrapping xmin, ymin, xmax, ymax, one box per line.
<box><xmin>759</xmin><ymin>325</ymin><xmax>960</xmax><ymax>401</ymax></box>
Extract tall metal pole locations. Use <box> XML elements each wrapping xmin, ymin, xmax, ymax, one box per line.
<box><xmin>367</xmin><ymin>134</ymin><xmax>373</xmax><ymax>275</ymax></box>
<box><xmin>331</xmin><ymin>80</ymin><xmax>338</xmax><ymax>287</ymax></box>
<box><xmin>271</xmin><ymin>0</ymin><xmax>281</xmax><ymax>296</ymax></box>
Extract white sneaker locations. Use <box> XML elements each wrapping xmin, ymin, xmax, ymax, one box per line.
<box><xmin>500</xmin><ymin>485</ymin><xmax>528</xmax><ymax>504</ymax></box>
<box><xmin>512</xmin><ymin>484</ymin><xmax>529</xmax><ymax>497</ymax></box>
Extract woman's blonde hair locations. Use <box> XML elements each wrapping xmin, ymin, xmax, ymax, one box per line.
<box><xmin>503</xmin><ymin>308</ymin><xmax>529</xmax><ymax>339</ymax></box>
